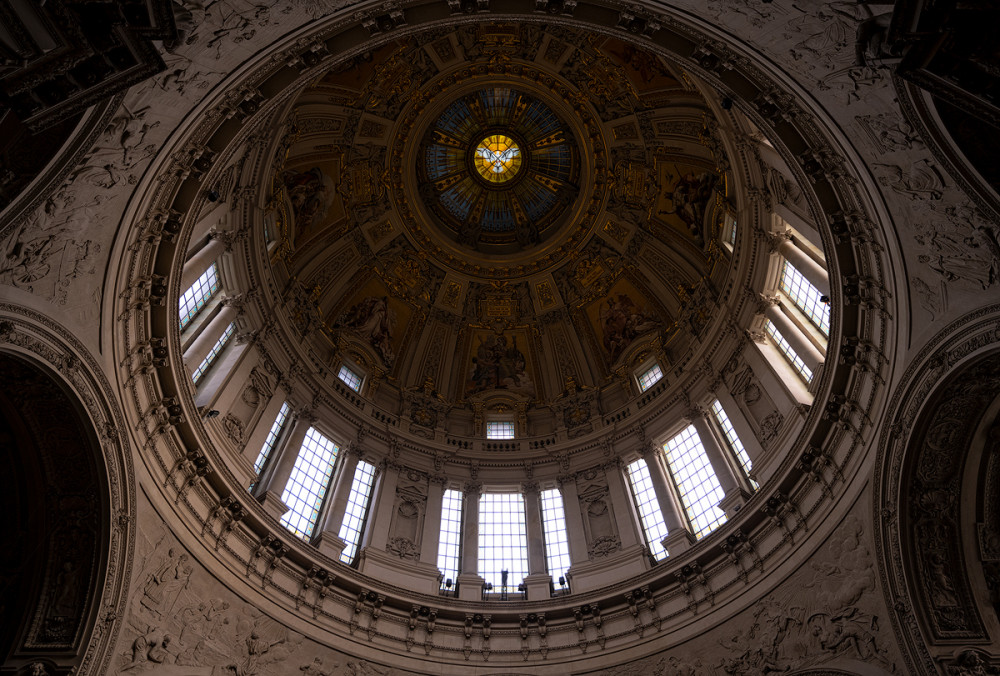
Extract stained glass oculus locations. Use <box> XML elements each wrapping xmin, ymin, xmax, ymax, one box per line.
<box><xmin>474</xmin><ymin>135</ymin><xmax>522</xmax><ymax>183</ymax></box>
<box><xmin>419</xmin><ymin>86</ymin><xmax>579</xmax><ymax>252</ymax></box>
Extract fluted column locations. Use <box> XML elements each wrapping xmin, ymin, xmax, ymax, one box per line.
<box><xmin>315</xmin><ymin>444</ymin><xmax>362</xmax><ymax>560</ymax></box>
<box><xmin>637</xmin><ymin>446</ymin><xmax>693</xmax><ymax>555</ymax></box>
<box><xmin>557</xmin><ymin>475</ymin><xmax>589</xmax><ymax>572</ymax></box>
<box><xmin>255</xmin><ymin>408</ymin><xmax>313</xmax><ymax>518</ymax></box>
<box><xmin>457</xmin><ymin>482</ymin><xmax>485</xmax><ymax>600</ymax></box>
<box><xmin>689</xmin><ymin>406</ymin><xmax>747</xmax><ymax>518</ymax></box>
<box><xmin>183</xmin><ymin>305</ymin><xmax>236</xmax><ymax>371</ymax></box>
<box><xmin>180</xmin><ymin>236</ymin><xmax>226</xmax><ymax>291</ymax></box>
<box><xmin>419</xmin><ymin>477</ymin><xmax>446</xmax><ymax>569</ymax></box>
<box><xmin>522</xmin><ymin>482</ymin><xmax>551</xmax><ymax>600</ymax></box>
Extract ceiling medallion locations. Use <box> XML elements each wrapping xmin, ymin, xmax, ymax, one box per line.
<box><xmin>392</xmin><ymin>63</ymin><xmax>609</xmax><ymax>279</ymax></box>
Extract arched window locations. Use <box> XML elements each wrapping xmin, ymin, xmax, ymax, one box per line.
<box><xmin>486</xmin><ymin>420</ymin><xmax>515</xmax><ymax>439</ymax></box>
<box><xmin>780</xmin><ymin>260</ymin><xmax>830</xmax><ymax>336</ymax></box>
<box><xmin>337</xmin><ymin>364</ymin><xmax>363</xmax><ymax>392</ymax></box>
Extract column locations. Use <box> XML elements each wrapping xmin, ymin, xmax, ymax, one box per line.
<box><xmin>418</xmin><ymin>477</ymin><xmax>446</xmax><ymax>568</ymax></box>
<box><xmin>604</xmin><ymin>460</ymin><xmax>642</xmax><ymax>550</ymax></box>
<box><xmin>457</xmin><ymin>482</ymin><xmax>484</xmax><ymax>601</ymax></box>
<box><xmin>183</xmin><ymin>305</ymin><xmax>236</xmax><ymax>371</ymax></box>
<box><xmin>255</xmin><ymin>409</ymin><xmax>312</xmax><ymax>519</ymax></box>
<box><xmin>522</xmin><ymin>482</ymin><xmax>551</xmax><ymax>601</ymax></box>
<box><xmin>557</xmin><ymin>475</ymin><xmax>590</xmax><ymax>572</ymax></box>
<box><xmin>180</xmin><ymin>236</ymin><xmax>226</xmax><ymax>291</ymax></box>
<box><xmin>778</xmin><ymin>238</ymin><xmax>828</xmax><ymax>294</ymax></box>
<box><xmin>314</xmin><ymin>445</ymin><xmax>361</xmax><ymax>560</ymax></box>
<box><xmin>690</xmin><ymin>407</ymin><xmax>747</xmax><ymax>518</ymax></box>
<box><xmin>713</xmin><ymin>388</ymin><xmax>765</xmax><ymax>472</ymax></box>
<box><xmin>361</xmin><ymin>462</ymin><xmax>398</xmax><ymax>552</ymax></box>
<box><xmin>765</xmin><ymin>304</ymin><xmax>824</xmax><ymax>372</ymax></box>
<box><xmin>639</xmin><ymin>448</ymin><xmax>693</xmax><ymax>555</ymax></box>
<box><xmin>242</xmin><ymin>392</ymin><xmax>287</xmax><ymax>469</ymax></box>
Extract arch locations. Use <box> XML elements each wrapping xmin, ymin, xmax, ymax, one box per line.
<box><xmin>875</xmin><ymin>307</ymin><xmax>1000</xmax><ymax>674</ymax></box>
<box><xmin>0</xmin><ymin>309</ymin><xmax>134</xmax><ymax>675</ymax></box>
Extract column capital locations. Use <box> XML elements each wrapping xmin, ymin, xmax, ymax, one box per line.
<box><xmin>521</xmin><ymin>480</ymin><xmax>540</xmax><ymax>495</ymax></box>
<box><xmin>463</xmin><ymin>481</ymin><xmax>482</xmax><ymax>498</ymax></box>
<box><xmin>760</xmin><ymin>228</ymin><xmax>792</xmax><ymax>253</ymax></box>
<box><xmin>343</xmin><ymin>441</ymin><xmax>365</xmax><ymax>459</ymax></box>
<box><xmin>556</xmin><ymin>473</ymin><xmax>578</xmax><ymax>488</ymax></box>
<box><xmin>744</xmin><ymin>285</ymin><xmax>780</xmax><ymax>315</ymax></box>
<box><xmin>636</xmin><ymin>438</ymin><xmax>659</xmax><ymax>459</ymax></box>
<box><xmin>684</xmin><ymin>401</ymin><xmax>709</xmax><ymax>423</ymax></box>
<box><xmin>601</xmin><ymin>457</ymin><xmax>623</xmax><ymax>472</ymax></box>
<box><xmin>290</xmin><ymin>404</ymin><xmax>317</xmax><ymax>426</ymax></box>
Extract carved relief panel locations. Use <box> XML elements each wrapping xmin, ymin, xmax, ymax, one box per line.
<box><xmin>387</xmin><ymin>469</ymin><xmax>429</xmax><ymax>561</ymax></box>
<box><xmin>576</xmin><ymin>467</ymin><xmax>622</xmax><ymax>559</ymax></box>
<box><xmin>724</xmin><ymin>352</ymin><xmax>784</xmax><ymax>447</ymax></box>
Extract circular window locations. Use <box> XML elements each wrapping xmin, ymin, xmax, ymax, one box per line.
<box><xmin>473</xmin><ymin>134</ymin><xmax>523</xmax><ymax>184</ymax></box>
<box><xmin>414</xmin><ymin>85</ymin><xmax>582</xmax><ymax>254</ymax></box>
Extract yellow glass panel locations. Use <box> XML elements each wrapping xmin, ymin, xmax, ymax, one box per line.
<box><xmin>474</xmin><ymin>134</ymin><xmax>522</xmax><ymax>184</ymax></box>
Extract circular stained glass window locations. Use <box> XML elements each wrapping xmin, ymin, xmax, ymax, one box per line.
<box><xmin>417</xmin><ymin>86</ymin><xmax>580</xmax><ymax>252</ymax></box>
<box><xmin>474</xmin><ymin>135</ymin><xmax>522</xmax><ymax>183</ymax></box>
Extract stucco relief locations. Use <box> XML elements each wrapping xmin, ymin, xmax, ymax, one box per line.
<box><xmin>585</xmin><ymin>512</ymin><xmax>899</xmax><ymax>676</ymax></box>
<box><xmin>117</xmin><ymin>500</ymin><xmax>428</xmax><ymax>676</ymax></box>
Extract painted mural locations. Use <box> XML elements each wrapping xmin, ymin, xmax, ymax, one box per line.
<box><xmin>330</xmin><ymin>277</ymin><xmax>412</xmax><ymax>368</ymax></box>
<box><xmin>465</xmin><ymin>329</ymin><xmax>536</xmax><ymax>398</ymax></box>
<box><xmin>282</xmin><ymin>163</ymin><xmax>341</xmax><ymax>245</ymax></box>
<box><xmin>585</xmin><ymin>278</ymin><xmax>664</xmax><ymax>365</ymax></box>
<box><xmin>653</xmin><ymin>162</ymin><xmax>719</xmax><ymax>235</ymax></box>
